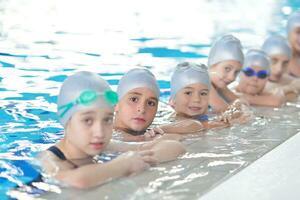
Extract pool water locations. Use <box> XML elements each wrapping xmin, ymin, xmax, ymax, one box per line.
<box><xmin>1</xmin><ymin>0</ymin><xmax>300</xmax><ymax>199</ymax></box>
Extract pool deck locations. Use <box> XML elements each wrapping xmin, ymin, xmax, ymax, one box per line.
<box><xmin>41</xmin><ymin>102</ymin><xmax>300</xmax><ymax>200</ymax></box>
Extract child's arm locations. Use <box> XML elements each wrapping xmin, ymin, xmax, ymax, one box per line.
<box><xmin>39</xmin><ymin>150</ymin><xmax>152</xmax><ymax>189</ymax></box>
<box><xmin>158</xmin><ymin>119</ymin><xmax>205</xmax><ymax>134</ymax></box>
<box><xmin>242</xmin><ymin>93</ymin><xmax>286</xmax><ymax>107</ymax></box>
<box><xmin>143</xmin><ymin>140</ymin><xmax>186</xmax><ymax>163</ymax></box>
<box><xmin>106</xmin><ymin>139</ymin><xmax>186</xmax><ymax>163</ymax></box>
<box><xmin>265</xmin><ymin>83</ymin><xmax>298</xmax><ymax>102</ymax></box>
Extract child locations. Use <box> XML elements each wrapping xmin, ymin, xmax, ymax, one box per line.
<box><xmin>38</xmin><ymin>71</ymin><xmax>186</xmax><ymax>189</ymax></box>
<box><xmin>235</xmin><ymin>49</ymin><xmax>286</xmax><ymax>107</ymax></box>
<box><xmin>287</xmin><ymin>11</ymin><xmax>300</xmax><ymax>78</ymax></box>
<box><xmin>113</xmin><ymin>68</ymin><xmax>182</xmax><ymax>141</ymax></box>
<box><xmin>262</xmin><ymin>35</ymin><xmax>299</xmax><ymax>100</ymax></box>
<box><xmin>147</xmin><ymin>62</ymin><xmax>249</xmax><ymax>136</ymax></box>
<box><xmin>207</xmin><ymin>35</ymin><xmax>244</xmax><ymax>112</ymax></box>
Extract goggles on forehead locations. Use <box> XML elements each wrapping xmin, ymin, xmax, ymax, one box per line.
<box><xmin>176</xmin><ymin>62</ymin><xmax>208</xmax><ymax>72</ymax></box>
<box><xmin>242</xmin><ymin>67</ymin><xmax>269</xmax><ymax>79</ymax></box>
<box><xmin>58</xmin><ymin>90</ymin><xmax>118</xmax><ymax>118</ymax></box>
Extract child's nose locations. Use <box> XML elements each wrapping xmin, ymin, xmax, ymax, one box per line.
<box><xmin>93</xmin><ymin>124</ymin><xmax>105</xmax><ymax>138</ymax></box>
<box><xmin>192</xmin><ymin>93</ymin><xmax>201</xmax><ymax>102</ymax></box>
<box><xmin>137</xmin><ymin>102</ymin><xmax>146</xmax><ymax>114</ymax></box>
<box><xmin>228</xmin><ymin>72</ymin><xmax>235</xmax><ymax>82</ymax></box>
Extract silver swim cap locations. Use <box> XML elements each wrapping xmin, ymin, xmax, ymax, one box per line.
<box><xmin>117</xmin><ymin>68</ymin><xmax>160</xmax><ymax>100</ymax></box>
<box><xmin>244</xmin><ymin>49</ymin><xmax>271</xmax><ymax>71</ymax></box>
<box><xmin>170</xmin><ymin>62</ymin><xmax>210</xmax><ymax>99</ymax></box>
<box><xmin>208</xmin><ymin>34</ymin><xmax>244</xmax><ymax>67</ymax></box>
<box><xmin>57</xmin><ymin>71</ymin><xmax>118</xmax><ymax>127</ymax></box>
<box><xmin>287</xmin><ymin>11</ymin><xmax>300</xmax><ymax>33</ymax></box>
<box><xmin>262</xmin><ymin>35</ymin><xmax>291</xmax><ymax>58</ymax></box>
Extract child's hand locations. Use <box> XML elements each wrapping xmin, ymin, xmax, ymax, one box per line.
<box><xmin>119</xmin><ymin>151</ymin><xmax>152</xmax><ymax>175</ymax></box>
<box><xmin>219</xmin><ymin>99</ymin><xmax>253</xmax><ymax>124</ymax></box>
<box><xmin>144</xmin><ymin>127</ymin><xmax>165</xmax><ymax>140</ymax></box>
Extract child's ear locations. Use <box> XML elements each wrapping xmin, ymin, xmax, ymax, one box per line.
<box><xmin>169</xmin><ymin>98</ymin><xmax>175</xmax><ymax>108</ymax></box>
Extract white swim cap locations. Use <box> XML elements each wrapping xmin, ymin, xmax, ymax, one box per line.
<box><xmin>170</xmin><ymin>62</ymin><xmax>210</xmax><ymax>99</ymax></box>
<box><xmin>57</xmin><ymin>71</ymin><xmax>118</xmax><ymax>127</ymax></box>
<box><xmin>262</xmin><ymin>35</ymin><xmax>291</xmax><ymax>58</ymax></box>
<box><xmin>208</xmin><ymin>34</ymin><xmax>244</xmax><ymax>67</ymax></box>
<box><xmin>287</xmin><ymin>11</ymin><xmax>300</xmax><ymax>33</ymax></box>
<box><xmin>244</xmin><ymin>49</ymin><xmax>271</xmax><ymax>71</ymax></box>
<box><xmin>117</xmin><ymin>68</ymin><xmax>160</xmax><ymax>100</ymax></box>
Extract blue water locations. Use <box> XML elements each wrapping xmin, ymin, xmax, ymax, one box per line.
<box><xmin>1</xmin><ymin>0</ymin><xmax>300</xmax><ymax>199</ymax></box>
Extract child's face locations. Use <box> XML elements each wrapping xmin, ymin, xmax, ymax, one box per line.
<box><xmin>239</xmin><ymin>66</ymin><xmax>268</xmax><ymax>95</ymax></box>
<box><xmin>115</xmin><ymin>87</ymin><xmax>158</xmax><ymax>132</ymax></box>
<box><xmin>171</xmin><ymin>83</ymin><xmax>209</xmax><ymax>117</ymax></box>
<box><xmin>288</xmin><ymin>27</ymin><xmax>300</xmax><ymax>52</ymax></box>
<box><xmin>209</xmin><ymin>60</ymin><xmax>242</xmax><ymax>89</ymax></box>
<box><xmin>269</xmin><ymin>54</ymin><xmax>289</xmax><ymax>82</ymax></box>
<box><xmin>65</xmin><ymin>107</ymin><xmax>114</xmax><ymax>157</ymax></box>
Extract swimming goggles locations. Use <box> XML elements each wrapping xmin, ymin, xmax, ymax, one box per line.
<box><xmin>58</xmin><ymin>90</ymin><xmax>118</xmax><ymax>118</ymax></box>
<box><xmin>242</xmin><ymin>67</ymin><xmax>268</xmax><ymax>79</ymax></box>
<box><xmin>176</xmin><ymin>62</ymin><xmax>208</xmax><ymax>72</ymax></box>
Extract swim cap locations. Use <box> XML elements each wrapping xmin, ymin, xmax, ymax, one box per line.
<box><xmin>117</xmin><ymin>68</ymin><xmax>160</xmax><ymax>100</ymax></box>
<box><xmin>170</xmin><ymin>62</ymin><xmax>210</xmax><ymax>99</ymax></box>
<box><xmin>262</xmin><ymin>35</ymin><xmax>291</xmax><ymax>58</ymax></box>
<box><xmin>57</xmin><ymin>71</ymin><xmax>118</xmax><ymax>126</ymax></box>
<box><xmin>287</xmin><ymin>11</ymin><xmax>300</xmax><ymax>33</ymax></box>
<box><xmin>244</xmin><ymin>49</ymin><xmax>271</xmax><ymax>71</ymax></box>
<box><xmin>208</xmin><ymin>34</ymin><xmax>244</xmax><ymax>67</ymax></box>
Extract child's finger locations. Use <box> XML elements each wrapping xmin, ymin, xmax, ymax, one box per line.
<box><xmin>142</xmin><ymin>156</ymin><xmax>158</xmax><ymax>165</ymax></box>
<box><xmin>154</xmin><ymin>127</ymin><xmax>164</xmax><ymax>135</ymax></box>
<box><xmin>138</xmin><ymin>150</ymin><xmax>154</xmax><ymax>157</ymax></box>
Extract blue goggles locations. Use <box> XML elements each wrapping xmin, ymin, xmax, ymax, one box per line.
<box><xmin>242</xmin><ymin>67</ymin><xmax>269</xmax><ymax>79</ymax></box>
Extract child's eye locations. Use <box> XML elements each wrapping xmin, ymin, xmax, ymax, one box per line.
<box><xmin>272</xmin><ymin>58</ymin><xmax>278</xmax><ymax>65</ymax></box>
<box><xmin>147</xmin><ymin>100</ymin><xmax>157</xmax><ymax>107</ymax></box>
<box><xmin>224</xmin><ymin>66</ymin><xmax>232</xmax><ymax>72</ymax></box>
<box><xmin>200</xmin><ymin>91</ymin><xmax>208</xmax><ymax>96</ymax></box>
<box><xmin>103</xmin><ymin>116</ymin><xmax>113</xmax><ymax>124</ymax></box>
<box><xmin>129</xmin><ymin>96</ymin><xmax>139</xmax><ymax>103</ymax></box>
<box><xmin>184</xmin><ymin>91</ymin><xmax>192</xmax><ymax>96</ymax></box>
<box><xmin>83</xmin><ymin>118</ymin><xmax>93</xmax><ymax>126</ymax></box>
<box><xmin>282</xmin><ymin>61</ymin><xmax>289</xmax><ymax>69</ymax></box>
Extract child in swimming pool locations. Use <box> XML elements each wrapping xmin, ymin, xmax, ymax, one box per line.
<box><xmin>38</xmin><ymin>71</ymin><xmax>186</xmax><ymax>189</ymax></box>
<box><xmin>235</xmin><ymin>49</ymin><xmax>286</xmax><ymax>107</ymax></box>
<box><xmin>113</xmin><ymin>68</ymin><xmax>182</xmax><ymax>141</ymax></box>
<box><xmin>286</xmin><ymin>11</ymin><xmax>300</xmax><ymax>78</ymax></box>
<box><xmin>262</xmin><ymin>35</ymin><xmax>299</xmax><ymax>100</ymax></box>
<box><xmin>207</xmin><ymin>35</ymin><xmax>245</xmax><ymax>112</ymax></box>
<box><xmin>146</xmin><ymin>62</ymin><xmax>249</xmax><ymax>136</ymax></box>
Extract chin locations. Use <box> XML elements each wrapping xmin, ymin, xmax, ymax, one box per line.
<box><xmin>130</xmin><ymin>125</ymin><xmax>147</xmax><ymax>132</ymax></box>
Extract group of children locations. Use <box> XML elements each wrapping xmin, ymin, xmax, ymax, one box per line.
<box><xmin>38</xmin><ymin>11</ymin><xmax>300</xmax><ymax>189</ymax></box>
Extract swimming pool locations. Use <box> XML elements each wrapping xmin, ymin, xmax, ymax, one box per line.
<box><xmin>1</xmin><ymin>0</ymin><xmax>300</xmax><ymax>199</ymax></box>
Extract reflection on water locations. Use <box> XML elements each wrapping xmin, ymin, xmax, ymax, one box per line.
<box><xmin>0</xmin><ymin>0</ymin><xmax>299</xmax><ymax>199</ymax></box>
